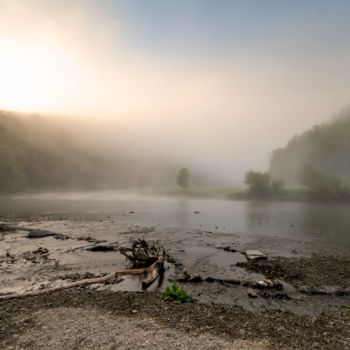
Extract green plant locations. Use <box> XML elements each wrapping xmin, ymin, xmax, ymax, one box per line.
<box><xmin>340</xmin><ymin>305</ymin><xmax>350</xmax><ymax>313</ymax></box>
<box><xmin>161</xmin><ymin>283</ymin><xmax>194</xmax><ymax>304</ymax></box>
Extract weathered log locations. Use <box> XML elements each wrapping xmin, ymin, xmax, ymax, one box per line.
<box><xmin>0</xmin><ymin>256</ymin><xmax>164</xmax><ymax>301</ymax></box>
<box><xmin>141</xmin><ymin>258</ymin><xmax>164</xmax><ymax>289</ymax></box>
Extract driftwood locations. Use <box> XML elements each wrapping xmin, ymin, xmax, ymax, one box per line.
<box><xmin>142</xmin><ymin>258</ymin><xmax>164</xmax><ymax>289</ymax></box>
<box><xmin>0</xmin><ymin>256</ymin><xmax>164</xmax><ymax>301</ymax></box>
<box><xmin>119</xmin><ymin>239</ymin><xmax>166</xmax><ymax>266</ymax></box>
<box><xmin>0</xmin><ymin>223</ymin><xmax>66</xmax><ymax>240</ymax></box>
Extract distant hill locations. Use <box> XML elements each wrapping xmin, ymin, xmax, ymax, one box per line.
<box><xmin>0</xmin><ymin>110</ymin><xmax>180</xmax><ymax>192</ymax></box>
<box><xmin>270</xmin><ymin>107</ymin><xmax>350</xmax><ymax>186</ymax></box>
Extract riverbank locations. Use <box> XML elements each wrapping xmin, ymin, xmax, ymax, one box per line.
<box><xmin>139</xmin><ymin>186</ymin><xmax>319</xmax><ymax>202</ymax></box>
<box><xmin>139</xmin><ymin>186</ymin><xmax>243</xmax><ymax>199</ymax></box>
<box><xmin>140</xmin><ymin>186</ymin><xmax>350</xmax><ymax>203</ymax></box>
<box><xmin>1</xmin><ymin>213</ymin><xmax>349</xmax><ymax>348</ymax></box>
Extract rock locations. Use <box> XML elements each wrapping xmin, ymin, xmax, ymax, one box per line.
<box><xmin>204</xmin><ymin>277</ymin><xmax>216</xmax><ymax>283</ymax></box>
<box><xmin>265</xmin><ymin>279</ymin><xmax>274</xmax><ymax>287</ymax></box>
<box><xmin>178</xmin><ymin>269</ymin><xmax>190</xmax><ymax>282</ymax></box>
<box><xmin>223</xmin><ymin>279</ymin><xmax>241</xmax><ymax>285</ymax></box>
<box><xmin>223</xmin><ymin>246</ymin><xmax>237</xmax><ymax>253</ymax></box>
<box><xmin>193</xmin><ymin>211</ymin><xmax>200</xmax><ymax>214</ymax></box>
<box><xmin>127</xmin><ymin>210</ymin><xmax>135</xmax><ymax>214</ymax></box>
<box><xmin>244</xmin><ymin>250</ymin><xmax>267</xmax><ymax>261</ymax></box>
<box><xmin>247</xmin><ymin>288</ymin><xmax>258</xmax><ymax>298</ymax></box>
<box><xmin>87</xmin><ymin>244</ymin><xmax>118</xmax><ymax>252</ymax></box>
<box><xmin>27</xmin><ymin>231</ymin><xmax>66</xmax><ymax>240</ymax></box>
<box><xmin>33</xmin><ymin>247</ymin><xmax>49</xmax><ymax>255</ymax></box>
<box><xmin>189</xmin><ymin>273</ymin><xmax>203</xmax><ymax>282</ymax></box>
<box><xmin>243</xmin><ymin>281</ymin><xmax>257</xmax><ymax>287</ymax></box>
<box><xmin>256</xmin><ymin>280</ymin><xmax>268</xmax><ymax>288</ymax></box>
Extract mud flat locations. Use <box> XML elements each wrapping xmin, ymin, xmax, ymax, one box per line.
<box><xmin>0</xmin><ymin>214</ymin><xmax>349</xmax><ymax>349</ymax></box>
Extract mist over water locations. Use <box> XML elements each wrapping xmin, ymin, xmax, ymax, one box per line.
<box><xmin>1</xmin><ymin>191</ymin><xmax>349</xmax><ymax>251</ymax></box>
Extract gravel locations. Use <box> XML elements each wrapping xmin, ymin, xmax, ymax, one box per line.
<box><xmin>1</xmin><ymin>290</ymin><xmax>349</xmax><ymax>350</ymax></box>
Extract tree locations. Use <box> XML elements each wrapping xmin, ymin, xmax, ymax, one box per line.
<box><xmin>0</xmin><ymin>146</ymin><xmax>26</xmax><ymax>192</ymax></box>
<box><xmin>299</xmin><ymin>165</ymin><xmax>348</xmax><ymax>200</ymax></box>
<box><xmin>176</xmin><ymin>168</ymin><xmax>190</xmax><ymax>188</ymax></box>
<box><xmin>244</xmin><ymin>170</ymin><xmax>272</xmax><ymax>196</ymax></box>
<box><xmin>269</xmin><ymin>107</ymin><xmax>350</xmax><ymax>186</ymax></box>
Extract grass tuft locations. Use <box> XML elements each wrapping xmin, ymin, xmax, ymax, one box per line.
<box><xmin>161</xmin><ymin>283</ymin><xmax>194</xmax><ymax>304</ymax></box>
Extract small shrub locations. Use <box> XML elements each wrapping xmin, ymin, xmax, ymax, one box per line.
<box><xmin>244</xmin><ymin>170</ymin><xmax>283</xmax><ymax>197</ymax></box>
<box><xmin>161</xmin><ymin>283</ymin><xmax>194</xmax><ymax>304</ymax></box>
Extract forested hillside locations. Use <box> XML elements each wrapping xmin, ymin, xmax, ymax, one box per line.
<box><xmin>0</xmin><ymin>111</ymin><xmax>178</xmax><ymax>192</ymax></box>
<box><xmin>270</xmin><ymin>107</ymin><xmax>350</xmax><ymax>186</ymax></box>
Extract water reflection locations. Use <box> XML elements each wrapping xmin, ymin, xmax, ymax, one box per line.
<box><xmin>0</xmin><ymin>191</ymin><xmax>349</xmax><ymax>250</ymax></box>
<box><xmin>175</xmin><ymin>198</ymin><xmax>189</xmax><ymax>227</ymax></box>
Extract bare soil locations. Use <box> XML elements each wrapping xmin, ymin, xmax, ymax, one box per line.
<box><xmin>0</xmin><ymin>290</ymin><xmax>349</xmax><ymax>350</ymax></box>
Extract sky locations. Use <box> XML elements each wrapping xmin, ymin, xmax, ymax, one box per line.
<box><xmin>1</xmin><ymin>0</ymin><xmax>350</xmax><ymax>183</ymax></box>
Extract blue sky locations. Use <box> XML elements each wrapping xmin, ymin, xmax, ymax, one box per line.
<box><xmin>87</xmin><ymin>0</ymin><xmax>350</xmax><ymax>56</ymax></box>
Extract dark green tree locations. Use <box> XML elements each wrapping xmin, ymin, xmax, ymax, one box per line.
<box><xmin>270</xmin><ymin>106</ymin><xmax>350</xmax><ymax>186</ymax></box>
<box><xmin>244</xmin><ymin>170</ymin><xmax>272</xmax><ymax>196</ymax></box>
<box><xmin>176</xmin><ymin>168</ymin><xmax>190</xmax><ymax>188</ymax></box>
<box><xmin>0</xmin><ymin>146</ymin><xmax>26</xmax><ymax>192</ymax></box>
<box><xmin>299</xmin><ymin>165</ymin><xmax>348</xmax><ymax>200</ymax></box>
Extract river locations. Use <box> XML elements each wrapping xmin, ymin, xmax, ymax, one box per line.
<box><xmin>1</xmin><ymin>191</ymin><xmax>349</xmax><ymax>251</ymax></box>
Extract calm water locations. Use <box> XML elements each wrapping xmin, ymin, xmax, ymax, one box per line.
<box><xmin>0</xmin><ymin>191</ymin><xmax>349</xmax><ymax>249</ymax></box>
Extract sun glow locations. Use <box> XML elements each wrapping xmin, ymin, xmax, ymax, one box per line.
<box><xmin>0</xmin><ymin>34</ymin><xmax>85</xmax><ymax>114</ymax></box>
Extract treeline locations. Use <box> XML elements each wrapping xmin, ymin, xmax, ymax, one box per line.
<box><xmin>241</xmin><ymin>107</ymin><xmax>350</xmax><ymax>201</ymax></box>
<box><xmin>0</xmin><ymin>111</ymin><xmax>178</xmax><ymax>192</ymax></box>
<box><xmin>270</xmin><ymin>106</ymin><xmax>350</xmax><ymax>186</ymax></box>
<box><xmin>0</xmin><ymin>111</ymin><xmax>119</xmax><ymax>192</ymax></box>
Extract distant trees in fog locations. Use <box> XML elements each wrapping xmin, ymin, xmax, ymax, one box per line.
<box><xmin>299</xmin><ymin>165</ymin><xmax>349</xmax><ymax>200</ymax></box>
<box><xmin>270</xmin><ymin>106</ymin><xmax>350</xmax><ymax>187</ymax></box>
<box><xmin>176</xmin><ymin>168</ymin><xmax>190</xmax><ymax>188</ymax></box>
<box><xmin>0</xmin><ymin>110</ymin><xmax>182</xmax><ymax>193</ymax></box>
<box><xmin>0</xmin><ymin>145</ymin><xmax>26</xmax><ymax>192</ymax></box>
<box><xmin>244</xmin><ymin>170</ymin><xmax>283</xmax><ymax>197</ymax></box>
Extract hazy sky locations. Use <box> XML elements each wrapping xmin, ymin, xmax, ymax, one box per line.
<box><xmin>1</xmin><ymin>0</ymin><xmax>350</xmax><ymax>183</ymax></box>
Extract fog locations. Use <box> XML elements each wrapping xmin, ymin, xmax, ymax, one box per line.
<box><xmin>1</xmin><ymin>1</ymin><xmax>350</xmax><ymax>185</ymax></box>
